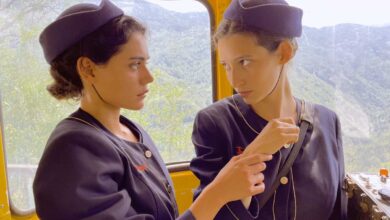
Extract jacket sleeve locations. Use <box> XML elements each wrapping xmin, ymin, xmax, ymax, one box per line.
<box><xmin>190</xmin><ymin>111</ymin><xmax>259</xmax><ymax>220</ymax></box>
<box><xmin>177</xmin><ymin>210</ymin><xmax>196</xmax><ymax>220</ymax></box>
<box><xmin>329</xmin><ymin>114</ymin><xmax>348</xmax><ymax>220</ymax></box>
<box><xmin>33</xmin><ymin>129</ymin><xmax>154</xmax><ymax>220</ymax></box>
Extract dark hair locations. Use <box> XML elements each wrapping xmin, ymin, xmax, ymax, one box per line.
<box><xmin>47</xmin><ymin>15</ymin><xmax>146</xmax><ymax>100</ymax></box>
<box><xmin>213</xmin><ymin>19</ymin><xmax>297</xmax><ymax>53</ymax></box>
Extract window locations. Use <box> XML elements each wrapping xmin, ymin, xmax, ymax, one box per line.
<box><xmin>288</xmin><ymin>0</ymin><xmax>390</xmax><ymax>173</ymax></box>
<box><xmin>0</xmin><ymin>0</ymin><xmax>211</xmax><ymax>212</ymax></box>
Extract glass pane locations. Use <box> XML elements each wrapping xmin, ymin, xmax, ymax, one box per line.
<box><xmin>0</xmin><ymin>0</ymin><xmax>211</xmax><ymax>211</ymax></box>
<box><xmin>288</xmin><ymin>0</ymin><xmax>390</xmax><ymax>173</ymax></box>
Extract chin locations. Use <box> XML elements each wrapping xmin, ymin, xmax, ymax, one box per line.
<box><xmin>124</xmin><ymin>101</ymin><xmax>145</xmax><ymax>111</ymax></box>
<box><xmin>133</xmin><ymin>103</ymin><xmax>145</xmax><ymax>110</ymax></box>
<box><xmin>241</xmin><ymin>95</ymin><xmax>265</xmax><ymax>106</ymax></box>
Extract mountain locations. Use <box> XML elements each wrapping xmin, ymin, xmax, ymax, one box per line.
<box><xmin>118</xmin><ymin>0</ymin><xmax>390</xmax><ymax>172</ymax></box>
<box><xmin>1</xmin><ymin>0</ymin><xmax>389</xmax><ymax>173</ymax></box>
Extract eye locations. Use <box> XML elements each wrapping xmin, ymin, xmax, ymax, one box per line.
<box><xmin>239</xmin><ymin>59</ymin><xmax>250</xmax><ymax>66</ymax></box>
<box><xmin>129</xmin><ymin>62</ymin><xmax>141</xmax><ymax>71</ymax></box>
<box><xmin>221</xmin><ymin>62</ymin><xmax>231</xmax><ymax>72</ymax></box>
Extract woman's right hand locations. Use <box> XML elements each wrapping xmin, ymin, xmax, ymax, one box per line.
<box><xmin>243</xmin><ymin>117</ymin><xmax>300</xmax><ymax>155</ymax></box>
<box><xmin>189</xmin><ymin>153</ymin><xmax>272</xmax><ymax>220</ymax></box>
<box><xmin>208</xmin><ymin>153</ymin><xmax>273</xmax><ymax>203</ymax></box>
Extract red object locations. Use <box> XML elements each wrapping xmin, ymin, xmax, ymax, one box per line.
<box><xmin>135</xmin><ymin>164</ymin><xmax>148</xmax><ymax>172</ymax></box>
<box><xmin>235</xmin><ymin>146</ymin><xmax>244</xmax><ymax>155</ymax></box>
<box><xmin>379</xmin><ymin>168</ymin><xmax>389</xmax><ymax>177</ymax></box>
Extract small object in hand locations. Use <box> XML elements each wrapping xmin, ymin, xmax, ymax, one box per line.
<box><xmin>283</xmin><ymin>144</ymin><xmax>290</xmax><ymax>149</ymax></box>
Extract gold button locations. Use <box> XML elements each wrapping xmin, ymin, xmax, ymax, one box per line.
<box><xmin>145</xmin><ymin>150</ymin><xmax>152</xmax><ymax>158</ymax></box>
<box><xmin>280</xmin><ymin>176</ymin><xmax>289</xmax><ymax>185</ymax></box>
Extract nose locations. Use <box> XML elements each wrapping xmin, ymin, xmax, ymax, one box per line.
<box><xmin>228</xmin><ymin>67</ymin><xmax>244</xmax><ymax>88</ymax></box>
<box><xmin>141</xmin><ymin>65</ymin><xmax>154</xmax><ymax>85</ymax></box>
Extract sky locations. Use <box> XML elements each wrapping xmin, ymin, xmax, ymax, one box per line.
<box><xmin>145</xmin><ymin>0</ymin><xmax>390</xmax><ymax>28</ymax></box>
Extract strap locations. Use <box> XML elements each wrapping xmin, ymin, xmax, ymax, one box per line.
<box><xmin>258</xmin><ymin>100</ymin><xmax>314</xmax><ymax>209</ymax></box>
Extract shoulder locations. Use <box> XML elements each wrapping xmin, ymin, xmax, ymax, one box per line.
<box><xmin>305</xmin><ymin>100</ymin><xmax>338</xmax><ymax>122</ymax></box>
<box><xmin>43</xmin><ymin>118</ymin><xmax>120</xmax><ymax>160</ymax></box>
<box><xmin>304</xmin><ymin>101</ymin><xmax>341</xmax><ymax>136</ymax></box>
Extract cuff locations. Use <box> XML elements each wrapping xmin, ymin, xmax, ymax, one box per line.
<box><xmin>177</xmin><ymin>210</ymin><xmax>196</xmax><ymax>220</ymax></box>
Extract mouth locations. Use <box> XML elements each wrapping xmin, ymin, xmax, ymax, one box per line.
<box><xmin>237</xmin><ymin>90</ymin><xmax>252</xmax><ymax>97</ymax></box>
<box><xmin>137</xmin><ymin>89</ymin><xmax>149</xmax><ymax>97</ymax></box>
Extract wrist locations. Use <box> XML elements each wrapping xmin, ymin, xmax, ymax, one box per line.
<box><xmin>189</xmin><ymin>183</ymin><xmax>226</xmax><ymax>220</ymax></box>
<box><xmin>203</xmin><ymin>182</ymin><xmax>226</xmax><ymax>208</ymax></box>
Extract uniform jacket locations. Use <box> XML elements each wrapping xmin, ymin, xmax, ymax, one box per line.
<box><xmin>190</xmin><ymin>95</ymin><xmax>347</xmax><ymax>220</ymax></box>
<box><xmin>33</xmin><ymin>108</ymin><xmax>195</xmax><ymax>220</ymax></box>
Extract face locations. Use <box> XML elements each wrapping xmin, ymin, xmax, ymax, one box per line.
<box><xmin>218</xmin><ymin>33</ymin><xmax>282</xmax><ymax>105</ymax></box>
<box><xmin>92</xmin><ymin>32</ymin><xmax>153</xmax><ymax>110</ymax></box>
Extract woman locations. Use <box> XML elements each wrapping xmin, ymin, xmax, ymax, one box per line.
<box><xmin>190</xmin><ymin>0</ymin><xmax>348</xmax><ymax>219</ymax></box>
<box><xmin>33</xmin><ymin>0</ymin><xmax>273</xmax><ymax>219</ymax></box>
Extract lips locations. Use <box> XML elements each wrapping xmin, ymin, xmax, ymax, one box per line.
<box><xmin>137</xmin><ymin>89</ymin><xmax>149</xmax><ymax>97</ymax></box>
<box><xmin>237</xmin><ymin>90</ymin><xmax>252</xmax><ymax>97</ymax></box>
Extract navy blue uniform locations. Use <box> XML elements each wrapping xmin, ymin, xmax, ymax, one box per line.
<box><xmin>190</xmin><ymin>94</ymin><xmax>347</xmax><ymax>220</ymax></box>
<box><xmin>33</xmin><ymin>108</ymin><xmax>195</xmax><ymax>220</ymax></box>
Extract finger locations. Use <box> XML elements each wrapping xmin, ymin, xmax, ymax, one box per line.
<box><xmin>239</xmin><ymin>153</ymin><xmax>273</xmax><ymax>165</ymax></box>
<box><xmin>230</xmin><ymin>155</ymin><xmax>241</xmax><ymax>162</ymax></box>
<box><xmin>281</xmin><ymin>133</ymin><xmax>300</xmax><ymax>143</ymax></box>
<box><xmin>245</xmin><ymin>153</ymin><xmax>273</xmax><ymax>166</ymax></box>
<box><xmin>252</xmin><ymin>172</ymin><xmax>264</xmax><ymax>183</ymax></box>
<box><xmin>248</xmin><ymin>162</ymin><xmax>266</xmax><ymax>174</ymax></box>
<box><xmin>277</xmin><ymin>117</ymin><xmax>295</xmax><ymax>125</ymax></box>
<box><xmin>250</xmin><ymin>182</ymin><xmax>265</xmax><ymax>195</ymax></box>
<box><xmin>278</xmin><ymin>126</ymin><xmax>300</xmax><ymax>134</ymax></box>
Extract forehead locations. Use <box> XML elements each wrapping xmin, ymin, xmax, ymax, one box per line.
<box><xmin>217</xmin><ymin>33</ymin><xmax>267</xmax><ymax>60</ymax></box>
<box><xmin>115</xmin><ymin>32</ymin><xmax>149</xmax><ymax>58</ymax></box>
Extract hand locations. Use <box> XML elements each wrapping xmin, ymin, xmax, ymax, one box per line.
<box><xmin>243</xmin><ymin>117</ymin><xmax>300</xmax><ymax>155</ymax></box>
<box><xmin>208</xmin><ymin>153</ymin><xmax>272</xmax><ymax>203</ymax></box>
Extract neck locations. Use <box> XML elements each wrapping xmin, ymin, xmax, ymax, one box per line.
<box><xmin>251</xmin><ymin>72</ymin><xmax>297</xmax><ymax>123</ymax></box>
<box><xmin>80</xmin><ymin>89</ymin><xmax>122</xmax><ymax>133</ymax></box>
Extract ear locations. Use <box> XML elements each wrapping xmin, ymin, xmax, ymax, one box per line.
<box><xmin>76</xmin><ymin>57</ymin><xmax>96</xmax><ymax>82</ymax></box>
<box><xmin>277</xmin><ymin>40</ymin><xmax>294</xmax><ymax>65</ymax></box>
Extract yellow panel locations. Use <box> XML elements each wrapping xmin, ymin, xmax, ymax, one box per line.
<box><xmin>208</xmin><ymin>0</ymin><xmax>233</xmax><ymax>100</ymax></box>
<box><xmin>168</xmin><ymin>1</ymin><xmax>232</xmax><ymax>213</ymax></box>
<box><xmin>0</xmin><ymin>125</ymin><xmax>11</xmax><ymax>220</ymax></box>
<box><xmin>11</xmin><ymin>215</ymin><xmax>39</xmax><ymax>220</ymax></box>
<box><xmin>170</xmin><ymin>170</ymin><xmax>200</xmax><ymax>215</ymax></box>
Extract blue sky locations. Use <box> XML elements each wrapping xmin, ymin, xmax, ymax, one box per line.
<box><xmin>146</xmin><ymin>0</ymin><xmax>390</xmax><ymax>28</ymax></box>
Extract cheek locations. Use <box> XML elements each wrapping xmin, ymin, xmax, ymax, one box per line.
<box><xmin>103</xmin><ymin>72</ymin><xmax>137</xmax><ymax>95</ymax></box>
<box><xmin>252</xmin><ymin>62</ymin><xmax>278</xmax><ymax>80</ymax></box>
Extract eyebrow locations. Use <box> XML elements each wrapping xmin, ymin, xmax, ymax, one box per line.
<box><xmin>221</xmin><ymin>55</ymin><xmax>252</xmax><ymax>63</ymax></box>
<box><xmin>233</xmin><ymin>55</ymin><xmax>252</xmax><ymax>61</ymax></box>
<box><xmin>129</xmin><ymin>56</ymin><xmax>150</xmax><ymax>61</ymax></box>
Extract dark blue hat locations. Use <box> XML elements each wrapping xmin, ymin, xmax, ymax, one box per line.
<box><xmin>224</xmin><ymin>0</ymin><xmax>303</xmax><ymax>37</ymax></box>
<box><xmin>39</xmin><ymin>0</ymin><xmax>124</xmax><ymax>63</ymax></box>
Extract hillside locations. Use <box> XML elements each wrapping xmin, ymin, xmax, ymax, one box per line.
<box><xmin>1</xmin><ymin>0</ymin><xmax>389</xmax><ymax>172</ymax></box>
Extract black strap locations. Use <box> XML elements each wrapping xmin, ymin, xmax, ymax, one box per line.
<box><xmin>258</xmin><ymin>100</ymin><xmax>314</xmax><ymax>209</ymax></box>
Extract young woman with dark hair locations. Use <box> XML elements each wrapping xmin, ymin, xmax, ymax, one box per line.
<box><xmin>190</xmin><ymin>0</ymin><xmax>347</xmax><ymax>219</ymax></box>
